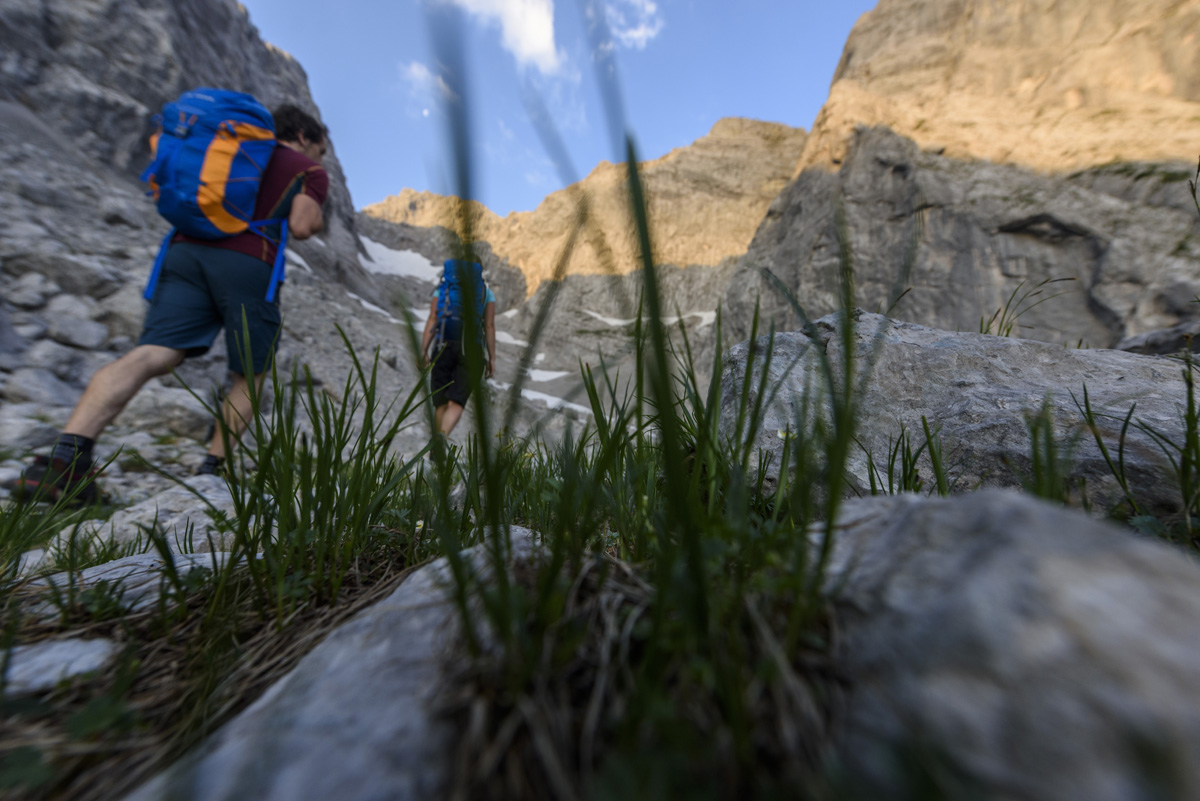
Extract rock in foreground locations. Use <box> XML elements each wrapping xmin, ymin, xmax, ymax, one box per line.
<box><xmin>828</xmin><ymin>490</ymin><xmax>1200</xmax><ymax>800</ymax></box>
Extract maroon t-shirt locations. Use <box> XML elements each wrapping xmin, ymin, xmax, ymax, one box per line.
<box><xmin>176</xmin><ymin>145</ymin><xmax>329</xmax><ymax>264</ymax></box>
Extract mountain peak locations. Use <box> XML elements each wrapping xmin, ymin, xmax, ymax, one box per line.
<box><xmin>799</xmin><ymin>0</ymin><xmax>1200</xmax><ymax>173</ymax></box>
<box><xmin>364</xmin><ymin>117</ymin><xmax>807</xmax><ymax>294</ymax></box>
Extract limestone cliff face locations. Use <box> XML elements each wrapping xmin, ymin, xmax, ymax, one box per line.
<box><xmin>364</xmin><ymin>118</ymin><xmax>807</xmax><ymax>295</ymax></box>
<box><xmin>799</xmin><ymin>0</ymin><xmax>1200</xmax><ymax>173</ymax></box>
<box><xmin>723</xmin><ymin>126</ymin><xmax>1200</xmax><ymax>350</ymax></box>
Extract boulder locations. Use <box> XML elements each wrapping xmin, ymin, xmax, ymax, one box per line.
<box><xmin>48</xmin><ymin>321</ymin><xmax>107</xmax><ymax>353</ymax></box>
<box><xmin>22</xmin><ymin>552</ymin><xmax>235</xmax><ymax>613</ymax></box>
<box><xmin>23</xmin><ymin>338</ymin><xmax>83</xmax><ymax>381</ymax></box>
<box><xmin>116</xmin><ymin>379</ymin><xmax>213</xmax><ymax>442</ymax></box>
<box><xmin>5</xmin><ymin>271</ymin><xmax>58</xmax><ymax>309</ymax></box>
<box><xmin>96</xmin><ymin>282</ymin><xmax>148</xmax><ymax>340</ymax></box>
<box><xmin>1119</xmin><ymin>319</ymin><xmax>1200</xmax><ymax>356</ymax></box>
<box><xmin>2</xmin><ymin>638</ymin><xmax>120</xmax><ymax>697</ymax></box>
<box><xmin>0</xmin><ymin>402</ymin><xmax>68</xmax><ymax>452</ymax></box>
<box><xmin>2</xmin><ymin>367</ymin><xmax>80</xmax><ymax>406</ymax></box>
<box><xmin>719</xmin><ymin>311</ymin><xmax>1193</xmax><ymax>516</ymax></box>
<box><xmin>827</xmin><ymin>490</ymin><xmax>1200</xmax><ymax>801</ymax></box>
<box><xmin>124</xmin><ymin>528</ymin><xmax>534</xmax><ymax>801</ymax></box>
<box><xmin>0</xmin><ymin>302</ymin><xmax>26</xmax><ymax>370</ymax></box>
<box><xmin>0</xmin><ymin>251</ymin><xmax>123</xmax><ymax>297</ymax></box>
<box><xmin>48</xmin><ymin>316</ymin><xmax>109</xmax><ymax>350</ymax></box>
<box><xmin>62</xmin><ymin>474</ymin><xmax>237</xmax><ymax>552</ymax></box>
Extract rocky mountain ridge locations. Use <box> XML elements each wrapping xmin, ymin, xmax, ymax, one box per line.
<box><xmin>364</xmin><ymin>118</ymin><xmax>808</xmax><ymax>296</ymax></box>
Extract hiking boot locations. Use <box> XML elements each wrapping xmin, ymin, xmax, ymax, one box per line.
<box><xmin>11</xmin><ymin>455</ymin><xmax>107</xmax><ymax>506</ymax></box>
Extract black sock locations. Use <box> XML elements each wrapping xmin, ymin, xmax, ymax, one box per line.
<box><xmin>198</xmin><ymin>454</ymin><xmax>225</xmax><ymax>475</ymax></box>
<box><xmin>51</xmin><ymin>434</ymin><xmax>94</xmax><ymax>469</ymax></box>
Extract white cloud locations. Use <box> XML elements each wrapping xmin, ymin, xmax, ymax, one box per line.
<box><xmin>605</xmin><ymin>0</ymin><xmax>664</xmax><ymax>49</ymax></box>
<box><xmin>402</xmin><ymin>61</ymin><xmax>456</xmax><ymax>104</ymax></box>
<box><xmin>441</xmin><ymin>0</ymin><xmax>563</xmax><ymax>75</ymax></box>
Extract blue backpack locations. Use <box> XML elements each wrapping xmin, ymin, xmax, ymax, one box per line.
<box><xmin>140</xmin><ymin>88</ymin><xmax>288</xmax><ymax>302</ymax></box>
<box><xmin>436</xmin><ymin>260</ymin><xmax>487</xmax><ymax>343</ymax></box>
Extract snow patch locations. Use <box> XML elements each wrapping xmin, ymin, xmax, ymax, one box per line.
<box><xmin>487</xmin><ymin>379</ymin><xmax>592</xmax><ymax>416</ymax></box>
<box><xmin>346</xmin><ymin>291</ymin><xmax>401</xmax><ymax>325</ymax></box>
<box><xmin>285</xmin><ymin>249</ymin><xmax>312</xmax><ymax>272</ymax></box>
<box><xmin>496</xmin><ymin>331</ymin><xmax>530</xmax><ymax>347</ymax></box>
<box><xmin>582</xmin><ymin>308</ymin><xmax>717</xmax><ymax>329</ymax></box>
<box><xmin>526</xmin><ymin>369</ymin><xmax>571</xmax><ymax>382</ymax></box>
<box><xmin>358</xmin><ymin>237</ymin><xmax>441</xmax><ymax>282</ymax></box>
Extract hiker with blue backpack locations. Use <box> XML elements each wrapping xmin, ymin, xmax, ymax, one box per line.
<box><xmin>14</xmin><ymin>90</ymin><xmax>329</xmax><ymax>504</ymax></box>
<box><xmin>421</xmin><ymin>258</ymin><xmax>496</xmax><ymax>436</ymax></box>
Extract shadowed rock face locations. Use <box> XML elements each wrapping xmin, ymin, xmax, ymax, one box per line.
<box><xmin>363</xmin><ymin>118</ymin><xmax>808</xmax><ymax>296</ymax></box>
<box><xmin>722</xmin><ymin>127</ymin><xmax>1200</xmax><ymax>350</ymax></box>
<box><xmin>800</xmin><ymin>0</ymin><xmax>1200</xmax><ymax>174</ymax></box>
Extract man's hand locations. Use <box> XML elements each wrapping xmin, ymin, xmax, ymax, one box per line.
<box><xmin>486</xmin><ymin>361</ymin><xmax>495</xmax><ymax>379</ymax></box>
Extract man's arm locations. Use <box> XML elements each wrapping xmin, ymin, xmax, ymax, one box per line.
<box><xmin>484</xmin><ymin>301</ymin><xmax>496</xmax><ymax>379</ymax></box>
<box><xmin>289</xmin><ymin>193</ymin><xmax>324</xmax><ymax>240</ymax></box>
<box><xmin>421</xmin><ymin>298</ymin><xmax>438</xmax><ymax>367</ymax></box>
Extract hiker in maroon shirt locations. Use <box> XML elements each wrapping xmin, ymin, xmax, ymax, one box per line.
<box><xmin>14</xmin><ymin>104</ymin><xmax>329</xmax><ymax>503</ymax></box>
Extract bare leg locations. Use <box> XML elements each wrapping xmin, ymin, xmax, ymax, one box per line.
<box><xmin>438</xmin><ymin>401</ymin><xmax>465</xmax><ymax>435</ymax></box>
<box><xmin>207</xmin><ymin>372</ymin><xmax>265</xmax><ymax>458</ymax></box>
<box><xmin>62</xmin><ymin>345</ymin><xmax>185</xmax><ymax>439</ymax></box>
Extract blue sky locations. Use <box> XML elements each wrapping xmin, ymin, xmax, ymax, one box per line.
<box><xmin>239</xmin><ymin>0</ymin><xmax>877</xmax><ymax>215</ymax></box>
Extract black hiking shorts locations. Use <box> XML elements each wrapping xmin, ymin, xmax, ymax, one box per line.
<box><xmin>430</xmin><ymin>339</ymin><xmax>483</xmax><ymax>408</ymax></box>
<box><xmin>139</xmin><ymin>242</ymin><xmax>281</xmax><ymax>375</ymax></box>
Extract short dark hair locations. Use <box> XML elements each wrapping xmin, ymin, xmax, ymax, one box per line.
<box><xmin>273</xmin><ymin>104</ymin><xmax>327</xmax><ymax>145</ymax></box>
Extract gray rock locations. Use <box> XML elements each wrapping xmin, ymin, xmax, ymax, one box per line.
<box><xmin>116</xmin><ymin>379</ymin><xmax>213</xmax><ymax>441</ymax></box>
<box><xmin>1119</xmin><ymin>318</ymin><xmax>1200</xmax><ymax>356</ymax></box>
<box><xmin>828</xmin><ymin>490</ymin><xmax>1200</xmax><ymax>801</ymax></box>
<box><xmin>719</xmin><ymin>311</ymin><xmax>1192</xmax><ymax>516</ymax></box>
<box><xmin>96</xmin><ymin>282</ymin><xmax>148</xmax><ymax>339</ymax></box>
<box><xmin>0</xmin><ymin>302</ymin><xmax>25</xmax><ymax>369</ymax></box>
<box><xmin>100</xmin><ymin>195</ymin><xmax>145</xmax><ymax>228</ymax></box>
<box><xmin>3</xmin><ymin>638</ymin><xmax>119</xmax><ymax>697</ymax></box>
<box><xmin>125</xmin><ymin>528</ymin><xmax>534</xmax><ymax>801</ymax></box>
<box><xmin>6</xmin><ymin>272</ymin><xmax>53</xmax><ymax>309</ymax></box>
<box><xmin>23</xmin><ymin>552</ymin><xmax>235</xmax><ymax>613</ymax></box>
<box><xmin>24</xmin><ymin>338</ymin><xmax>82</xmax><ymax>380</ymax></box>
<box><xmin>44</xmin><ymin>293</ymin><xmax>97</xmax><ymax>319</ymax></box>
<box><xmin>62</xmin><ymin>474</ymin><xmax>236</xmax><ymax>552</ymax></box>
<box><xmin>17</xmin><ymin>178</ymin><xmax>62</xmax><ymax>207</ymax></box>
<box><xmin>0</xmin><ymin>402</ymin><xmax>67</xmax><ymax>452</ymax></box>
<box><xmin>12</xmin><ymin>319</ymin><xmax>47</xmax><ymax>340</ymax></box>
<box><xmin>1</xmin><ymin>251</ymin><xmax>122</xmax><ymax>297</ymax></box>
<box><xmin>2</xmin><ymin>367</ymin><xmax>79</xmax><ymax>406</ymax></box>
<box><xmin>48</xmin><ymin>315</ymin><xmax>109</xmax><ymax>350</ymax></box>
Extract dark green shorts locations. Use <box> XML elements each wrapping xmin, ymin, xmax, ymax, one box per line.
<box><xmin>139</xmin><ymin>242</ymin><xmax>281</xmax><ymax>375</ymax></box>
